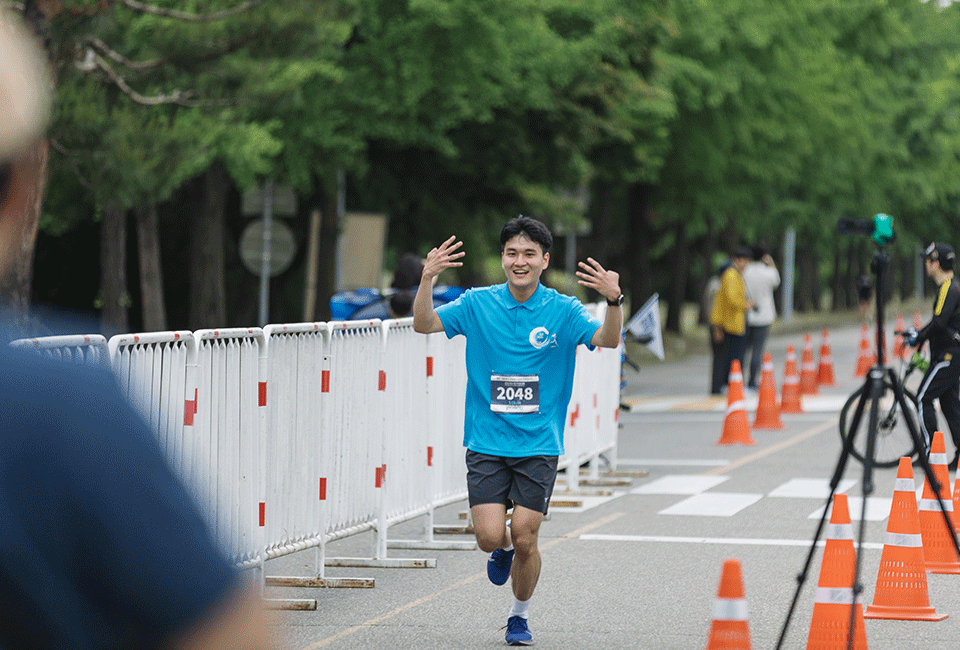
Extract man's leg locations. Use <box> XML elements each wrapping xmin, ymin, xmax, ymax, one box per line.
<box><xmin>748</xmin><ymin>325</ymin><xmax>769</xmax><ymax>389</ymax></box>
<box><xmin>916</xmin><ymin>360</ymin><xmax>953</xmax><ymax>452</ymax></box>
<box><xmin>471</xmin><ymin>502</ymin><xmax>510</xmax><ymax>553</ymax></box>
<box><xmin>934</xmin><ymin>356</ymin><xmax>960</xmax><ymax>466</ymax></box>
<box><xmin>507</xmin><ymin>505</ymin><xmax>544</xmax><ymax>602</ymax></box>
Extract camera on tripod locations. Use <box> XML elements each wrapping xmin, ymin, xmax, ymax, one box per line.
<box><xmin>838</xmin><ymin>213</ymin><xmax>895</xmax><ymax>246</ymax></box>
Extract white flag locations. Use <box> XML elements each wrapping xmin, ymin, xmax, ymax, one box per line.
<box><xmin>625</xmin><ymin>293</ymin><xmax>665</xmax><ymax>361</ymax></box>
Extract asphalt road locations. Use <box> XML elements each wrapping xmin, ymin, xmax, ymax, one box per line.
<box><xmin>264</xmin><ymin>320</ymin><xmax>960</xmax><ymax>649</ymax></box>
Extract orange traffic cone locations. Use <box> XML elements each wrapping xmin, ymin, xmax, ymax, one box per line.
<box><xmin>706</xmin><ymin>559</ymin><xmax>751</xmax><ymax>650</ymax></box>
<box><xmin>781</xmin><ymin>346</ymin><xmax>803</xmax><ymax>414</ymax></box>
<box><xmin>864</xmin><ymin>457</ymin><xmax>948</xmax><ymax>621</ymax></box>
<box><xmin>805</xmin><ymin>493</ymin><xmax>868</xmax><ymax>650</ymax></box>
<box><xmin>953</xmin><ymin>468</ymin><xmax>960</xmax><ymax>536</ymax></box>
<box><xmin>918</xmin><ymin>431</ymin><xmax>960</xmax><ymax>574</ymax></box>
<box><xmin>753</xmin><ymin>353</ymin><xmax>782</xmax><ymax>430</ymax></box>
<box><xmin>816</xmin><ymin>329</ymin><xmax>837</xmax><ymax>387</ymax></box>
<box><xmin>855</xmin><ymin>325</ymin><xmax>874</xmax><ymax>378</ymax></box>
<box><xmin>718</xmin><ymin>360</ymin><xmax>754</xmax><ymax>445</ymax></box>
<box><xmin>800</xmin><ymin>334</ymin><xmax>819</xmax><ymax>395</ymax></box>
<box><xmin>893</xmin><ymin>314</ymin><xmax>906</xmax><ymax>360</ymax></box>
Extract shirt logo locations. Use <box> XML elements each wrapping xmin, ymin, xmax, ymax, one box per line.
<box><xmin>528</xmin><ymin>327</ymin><xmax>557</xmax><ymax>349</ymax></box>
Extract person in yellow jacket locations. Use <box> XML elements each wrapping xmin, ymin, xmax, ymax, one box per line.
<box><xmin>710</xmin><ymin>247</ymin><xmax>754</xmax><ymax>393</ymax></box>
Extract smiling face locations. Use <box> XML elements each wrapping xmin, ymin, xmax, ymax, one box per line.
<box><xmin>502</xmin><ymin>233</ymin><xmax>549</xmax><ymax>301</ymax></box>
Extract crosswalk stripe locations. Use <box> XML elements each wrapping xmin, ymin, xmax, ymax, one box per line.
<box><xmin>580</xmin><ymin>533</ymin><xmax>884</xmax><ymax>550</ymax></box>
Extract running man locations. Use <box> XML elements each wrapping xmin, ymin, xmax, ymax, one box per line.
<box><xmin>413</xmin><ymin>216</ymin><xmax>623</xmax><ymax>645</ymax></box>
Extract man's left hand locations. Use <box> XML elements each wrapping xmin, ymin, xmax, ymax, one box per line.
<box><xmin>576</xmin><ymin>257</ymin><xmax>620</xmax><ymax>303</ymax></box>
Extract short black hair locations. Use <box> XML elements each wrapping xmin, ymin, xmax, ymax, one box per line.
<box><xmin>500</xmin><ymin>215</ymin><xmax>552</xmax><ymax>254</ymax></box>
<box><xmin>0</xmin><ymin>163</ymin><xmax>10</xmax><ymax>207</ymax></box>
<box><xmin>391</xmin><ymin>253</ymin><xmax>424</xmax><ymax>290</ymax></box>
<box><xmin>926</xmin><ymin>242</ymin><xmax>955</xmax><ymax>271</ymax></box>
<box><xmin>389</xmin><ymin>290</ymin><xmax>414</xmax><ymax>318</ymax></box>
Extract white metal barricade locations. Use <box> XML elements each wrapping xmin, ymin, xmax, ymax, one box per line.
<box><xmin>259</xmin><ymin>323</ymin><xmax>374</xmax><ymax>589</ymax></box>
<box><xmin>381</xmin><ymin>320</ymin><xmax>430</xmax><ymax>527</ymax></box>
<box><xmin>427</xmin><ymin>331</ymin><xmax>469</xmax><ymax>505</ymax></box>
<box><xmin>192</xmin><ymin>328</ymin><xmax>266</xmax><ymax>571</ymax></box>
<box><xmin>382</xmin><ymin>320</ymin><xmax>474</xmax><ymax>551</ymax></box>
<box><xmin>108</xmin><ymin>331</ymin><xmax>195</xmax><ymax>482</ymax></box>
<box><xmin>10</xmin><ymin>334</ymin><xmax>110</xmax><ymax>366</ymax></box>
<box><xmin>7</xmin><ymin>302</ymin><xmax>620</xmax><ymax>597</ymax></box>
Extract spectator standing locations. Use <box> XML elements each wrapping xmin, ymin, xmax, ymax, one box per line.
<box><xmin>704</xmin><ymin>262</ymin><xmax>730</xmax><ymax>395</ymax></box>
<box><xmin>742</xmin><ymin>246</ymin><xmax>780</xmax><ymax>390</ymax></box>
<box><xmin>710</xmin><ymin>247</ymin><xmax>754</xmax><ymax>391</ymax></box>
<box><xmin>0</xmin><ymin>11</ymin><xmax>267</xmax><ymax>649</ymax></box>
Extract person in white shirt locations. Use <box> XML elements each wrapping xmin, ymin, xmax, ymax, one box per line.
<box><xmin>742</xmin><ymin>245</ymin><xmax>780</xmax><ymax>389</ymax></box>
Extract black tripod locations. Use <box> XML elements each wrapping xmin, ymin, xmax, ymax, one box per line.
<box><xmin>775</xmin><ymin>247</ymin><xmax>960</xmax><ymax>650</ymax></box>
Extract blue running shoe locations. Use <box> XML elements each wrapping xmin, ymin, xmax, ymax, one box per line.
<box><xmin>504</xmin><ymin>615</ymin><xmax>533</xmax><ymax>645</ymax></box>
<box><xmin>487</xmin><ymin>548</ymin><xmax>514</xmax><ymax>586</ymax></box>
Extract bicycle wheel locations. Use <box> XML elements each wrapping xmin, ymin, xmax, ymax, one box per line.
<box><xmin>838</xmin><ymin>379</ymin><xmax>920</xmax><ymax>468</ymax></box>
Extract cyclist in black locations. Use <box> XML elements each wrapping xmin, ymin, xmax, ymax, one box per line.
<box><xmin>910</xmin><ymin>242</ymin><xmax>960</xmax><ymax>469</ymax></box>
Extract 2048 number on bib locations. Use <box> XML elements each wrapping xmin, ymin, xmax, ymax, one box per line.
<box><xmin>490</xmin><ymin>374</ymin><xmax>539</xmax><ymax>413</ymax></box>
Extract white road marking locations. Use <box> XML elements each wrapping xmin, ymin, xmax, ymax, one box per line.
<box><xmin>631</xmin><ymin>475</ymin><xmax>728</xmax><ymax>495</ymax></box>
<box><xmin>618</xmin><ymin>458</ymin><xmax>729</xmax><ymax>467</ymax></box>
<box><xmin>579</xmin><ymin>533</ymin><xmax>883</xmax><ymax>550</ymax></box>
<box><xmin>809</xmin><ymin>496</ymin><xmax>892</xmax><ymax>521</ymax></box>
<box><xmin>768</xmin><ymin>478</ymin><xmax>857</xmax><ymax>498</ymax></box>
<box><xmin>659</xmin><ymin>492</ymin><xmax>763</xmax><ymax>516</ymax></box>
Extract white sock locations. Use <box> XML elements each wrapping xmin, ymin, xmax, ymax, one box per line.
<box><xmin>509</xmin><ymin>596</ymin><xmax>530</xmax><ymax>619</ymax></box>
<box><xmin>503</xmin><ymin>520</ymin><xmax>513</xmax><ymax>552</ymax></box>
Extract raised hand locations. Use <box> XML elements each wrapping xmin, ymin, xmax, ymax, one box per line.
<box><xmin>423</xmin><ymin>236</ymin><xmax>465</xmax><ymax>281</ymax></box>
<box><xmin>576</xmin><ymin>257</ymin><xmax>620</xmax><ymax>302</ymax></box>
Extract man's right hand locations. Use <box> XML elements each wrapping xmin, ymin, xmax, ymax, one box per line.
<box><xmin>414</xmin><ymin>236</ymin><xmax>464</xmax><ymax>334</ymax></box>
<box><xmin>423</xmin><ymin>236</ymin><xmax>465</xmax><ymax>280</ymax></box>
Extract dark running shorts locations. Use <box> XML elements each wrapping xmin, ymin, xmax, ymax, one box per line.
<box><xmin>465</xmin><ymin>450</ymin><xmax>559</xmax><ymax>515</ymax></box>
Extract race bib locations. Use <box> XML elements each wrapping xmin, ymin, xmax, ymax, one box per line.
<box><xmin>490</xmin><ymin>374</ymin><xmax>539</xmax><ymax>413</ymax></box>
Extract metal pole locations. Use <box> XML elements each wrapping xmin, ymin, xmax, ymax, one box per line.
<box><xmin>782</xmin><ymin>225</ymin><xmax>796</xmax><ymax>322</ymax></box>
<box><xmin>258</xmin><ymin>179</ymin><xmax>274</xmax><ymax>327</ymax></box>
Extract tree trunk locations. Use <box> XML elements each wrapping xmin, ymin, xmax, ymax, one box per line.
<box><xmin>189</xmin><ymin>164</ymin><xmax>227</xmax><ymax>329</ymax></box>
<box><xmin>302</xmin><ymin>209</ymin><xmax>322</xmax><ymax>321</ymax></box>
<box><xmin>627</xmin><ymin>183</ymin><xmax>654</xmax><ymax>312</ymax></box>
<box><xmin>593</xmin><ymin>179</ymin><xmax>616</xmax><ymax>267</ymax></box>
<box><xmin>830</xmin><ymin>241</ymin><xmax>842</xmax><ymax>312</ymax></box>
<box><xmin>99</xmin><ymin>206</ymin><xmax>128</xmax><ymax>335</ymax></box>
<box><xmin>136</xmin><ymin>202</ymin><xmax>167</xmax><ymax>331</ymax></box>
<box><xmin>697</xmin><ymin>216</ymin><xmax>717</xmax><ymax>326</ymax></box>
<box><xmin>0</xmin><ymin>138</ymin><xmax>48</xmax><ymax>326</ymax></box>
<box><xmin>665</xmin><ymin>220</ymin><xmax>688</xmax><ymax>334</ymax></box>
<box><xmin>796</xmin><ymin>246</ymin><xmax>819</xmax><ymax>313</ymax></box>
<box><xmin>311</xmin><ymin>177</ymin><xmax>339</xmax><ymax>322</ymax></box>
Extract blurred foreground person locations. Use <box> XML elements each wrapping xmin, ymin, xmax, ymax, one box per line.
<box><xmin>0</xmin><ymin>11</ymin><xmax>267</xmax><ymax>650</ymax></box>
<box><xmin>413</xmin><ymin>216</ymin><xmax>623</xmax><ymax>645</ymax></box>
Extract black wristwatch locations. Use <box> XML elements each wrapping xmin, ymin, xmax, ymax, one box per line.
<box><xmin>607</xmin><ymin>293</ymin><xmax>624</xmax><ymax>307</ymax></box>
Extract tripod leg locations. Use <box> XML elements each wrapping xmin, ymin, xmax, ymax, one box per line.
<box><xmin>846</xmin><ymin>367</ymin><xmax>885</xmax><ymax>650</ymax></box>
<box><xmin>889</xmin><ymin>367</ymin><xmax>960</xmax><ymax>558</ymax></box>
<box><xmin>774</xmin><ymin>378</ymin><xmax>869</xmax><ymax>650</ymax></box>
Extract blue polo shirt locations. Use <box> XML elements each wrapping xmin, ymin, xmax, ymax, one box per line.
<box><xmin>436</xmin><ymin>282</ymin><xmax>601</xmax><ymax>457</ymax></box>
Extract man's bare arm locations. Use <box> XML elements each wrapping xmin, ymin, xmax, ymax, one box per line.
<box><xmin>576</xmin><ymin>257</ymin><xmax>623</xmax><ymax>349</ymax></box>
<box><xmin>167</xmin><ymin>585</ymin><xmax>271</xmax><ymax>650</ymax></box>
<box><xmin>413</xmin><ymin>236</ymin><xmax>464</xmax><ymax>334</ymax></box>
